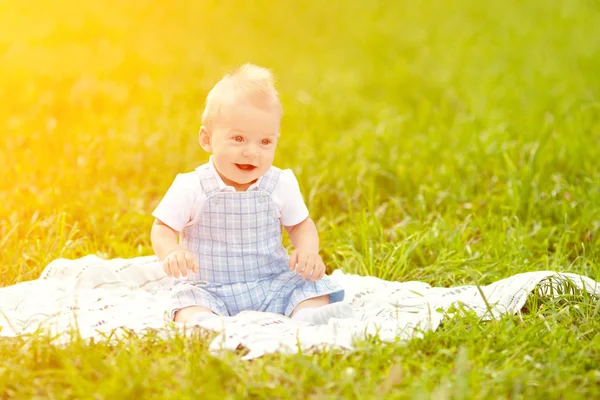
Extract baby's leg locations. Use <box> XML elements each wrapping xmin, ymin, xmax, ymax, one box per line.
<box><xmin>170</xmin><ymin>282</ymin><xmax>227</xmax><ymax>324</ymax></box>
<box><xmin>291</xmin><ymin>295</ymin><xmax>354</xmax><ymax>324</ymax></box>
<box><xmin>290</xmin><ymin>295</ymin><xmax>330</xmax><ymax>314</ymax></box>
<box><xmin>174</xmin><ymin>306</ymin><xmax>215</xmax><ymax>324</ymax></box>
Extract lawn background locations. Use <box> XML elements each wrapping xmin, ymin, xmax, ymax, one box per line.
<box><xmin>1</xmin><ymin>0</ymin><xmax>599</xmax><ymax>398</ymax></box>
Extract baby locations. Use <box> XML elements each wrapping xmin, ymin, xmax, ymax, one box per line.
<box><xmin>151</xmin><ymin>64</ymin><xmax>352</xmax><ymax>325</ymax></box>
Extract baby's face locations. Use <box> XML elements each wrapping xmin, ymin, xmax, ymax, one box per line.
<box><xmin>202</xmin><ymin>100</ymin><xmax>281</xmax><ymax>191</ymax></box>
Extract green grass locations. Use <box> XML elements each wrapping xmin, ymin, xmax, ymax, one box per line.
<box><xmin>1</xmin><ymin>0</ymin><xmax>599</xmax><ymax>397</ymax></box>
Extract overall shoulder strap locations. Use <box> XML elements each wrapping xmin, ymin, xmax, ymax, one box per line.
<box><xmin>257</xmin><ymin>166</ymin><xmax>282</xmax><ymax>194</ymax></box>
<box><xmin>197</xmin><ymin>164</ymin><xmax>221</xmax><ymax>197</ymax></box>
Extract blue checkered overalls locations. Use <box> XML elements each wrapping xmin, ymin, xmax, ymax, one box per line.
<box><xmin>169</xmin><ymin>165</ymin><xmax>344</xmax><ymax>318</ymax></box>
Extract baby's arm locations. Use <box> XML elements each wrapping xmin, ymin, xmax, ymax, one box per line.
<box><xmin>286</xmin><ymin>217</ymin><xmax>319</xmax><ymax>253</ymax></box>
<box><xmin>285</xmin><ymin>217</ymin><xmax>326</xmax><ymax>281</ymax></box>
<box><xmin>151</xmin><ymin>219</ymin><xmax>198</xmax><ymax>277</ymax></box>
<box><xmin>151</xmin><ymin>219</ymin><xmax>181</xmax><ymax>260</ymax></box>
<box><xmin>151</xmin><ymin>172</ymin><xmax>200</xmax><ymax>277</ymax></box>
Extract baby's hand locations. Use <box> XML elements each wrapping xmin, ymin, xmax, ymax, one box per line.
<box><xmin>163</xmin><ymin>249</ymin><xmax>199</xmax><ymax>278</ymax></box>
<box><xmin>288</xmin><ymin>250</ymin><xmax>326</xmax><ymax>281</ymax></box>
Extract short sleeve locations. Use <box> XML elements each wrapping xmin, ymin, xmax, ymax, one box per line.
<box><xmin>273</xmin><ymin>169</ymin><xmax>310</xmax><ymax>227</ymax></box>
<box><xmin>151</xmin><ymin>173</ymin><xmax>198</xmax><ymax>232</ymax></box>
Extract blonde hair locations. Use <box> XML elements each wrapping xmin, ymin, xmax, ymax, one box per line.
<box><xmin>202</xmin><ymin>64</ymin><xmax>282</xmax><ymax>128</ymax></box>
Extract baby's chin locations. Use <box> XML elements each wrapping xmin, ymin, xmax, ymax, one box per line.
<box><xmin>232</xmin><ymin>176</ymin><xmax>257</xmax><ymax>185</ymax></box>
<box><xmin>227</xmin><ymin>170</ymin><xmax>263</xmax><ymax>186</ymax></box>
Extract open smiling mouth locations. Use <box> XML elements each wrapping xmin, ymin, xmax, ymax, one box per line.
<box><xmin>235</xmin><ymin>164</ymin><xmax>257</xmax><ymax>172</ymax></box>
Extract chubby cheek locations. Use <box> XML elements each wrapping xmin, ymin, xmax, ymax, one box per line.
<box><xmin>213</xmin><ymin>153</ymin><xmax>235</xmax><ymax>176</ymax></box>
<box><xmin>260</xmin><ymin>148</ymin><xmax>276</xmax><ymax>164</ymax></box>
<box><xmin>215</xmin><ymin>145</ymin><xmax>238</xmax><ymax>163</ymax></box>
<box><xmin>256</xmin><ymin>153</ymin><xmax>274</xmax><ymax>172</ymax></box>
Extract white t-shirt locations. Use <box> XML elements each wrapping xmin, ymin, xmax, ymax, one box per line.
<box><xmin>152</xmin><ymin>158</ymin><xmax>310</xmax><ymax>232</ymax></box>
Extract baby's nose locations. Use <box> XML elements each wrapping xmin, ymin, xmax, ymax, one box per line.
<box><xmin>242</xmin><ymin>144</ymin><xmax>259</xmax><ymax>157</ymax></box>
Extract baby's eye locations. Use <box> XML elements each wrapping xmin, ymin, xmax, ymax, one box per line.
<box><xmin>232</xmin><ymin>136</ymin><xmax>244</xmax><ymax>143</ymax></box>
<box><xmin>261</xmin><ymin>139</ymin><xmax>272</xmax><ymax>145</ymax></box>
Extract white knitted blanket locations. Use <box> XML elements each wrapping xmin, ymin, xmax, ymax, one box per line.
<box><xmin>1</xmin><ymin>255</ymin><xmax>598</xmax><ymax>359</ymax></box>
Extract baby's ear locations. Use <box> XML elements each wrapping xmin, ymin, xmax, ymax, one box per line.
<box><xmin>199</xmin><ymin>126</ymin><xmax>212</xmax><ymax>152</ymax></box>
